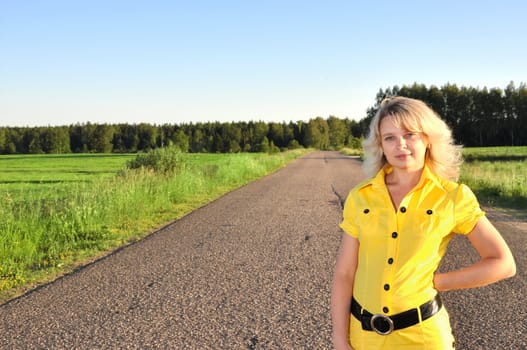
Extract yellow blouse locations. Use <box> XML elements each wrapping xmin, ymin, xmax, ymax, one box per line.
<box><xmin>340</xmin><ymin>165</ymin><xmax>484</xmax><ymax>349</ymax></box>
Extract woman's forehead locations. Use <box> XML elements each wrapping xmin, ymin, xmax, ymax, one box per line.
<box><xmin>380</xmin><ymin>113</ymin><xmax>420</xmax><ymax>131</ymax></box>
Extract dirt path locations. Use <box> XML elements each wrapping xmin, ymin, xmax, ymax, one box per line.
<box><xmin>0</xmin><ymin>151</ymin><xmax>525</xmax><ymax>349</ymax></box>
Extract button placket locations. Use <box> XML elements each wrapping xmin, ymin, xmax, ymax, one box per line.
<box><xmin>384</xmin><ymin>218</ymin><xmax>399</xmax><ymax>316</ymax></box>
<box><xmin>385</xmin><ymin>200</ymin><xmax>408</xmax><ymax>316</ymax></box>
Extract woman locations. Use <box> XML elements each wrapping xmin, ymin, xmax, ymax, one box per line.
<box><xmin>331</xmin><ymin>97</ymin><xmax>516</xmax><ymax>350</ymax></box>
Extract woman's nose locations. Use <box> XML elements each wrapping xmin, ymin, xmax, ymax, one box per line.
<box><xmin>397</xmin><ymin>137</ymin><xmax>407</xmax><ymax>148</ymax></box>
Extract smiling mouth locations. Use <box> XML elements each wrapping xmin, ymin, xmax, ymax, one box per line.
<box><xmin>395</xmin><ymin>154</ymin><xmax>412</xmax><ymax>159</ymax></box>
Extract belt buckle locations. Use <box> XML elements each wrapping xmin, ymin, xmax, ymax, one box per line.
<box><xmin>370</xmin><ymin>314</ymin><xmax>394</xmax><ymax>335</ymax></box>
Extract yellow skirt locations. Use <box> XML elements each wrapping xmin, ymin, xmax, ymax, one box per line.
<box><xmin>349</xmin><ymin>306</ymin><xmax>455</xmax><ymax>350</ymax></box>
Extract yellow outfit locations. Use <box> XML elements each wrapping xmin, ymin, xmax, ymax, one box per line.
<box><xmin>340</xmin><ymin>165</ymin><xmax>484</xmax><ymax>349</ymax></box>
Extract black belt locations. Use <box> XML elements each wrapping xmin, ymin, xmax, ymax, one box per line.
<box><xmin>350</xmin><ymin>294</ymin><xmax>442</xmax><ymax>335</ymax></box>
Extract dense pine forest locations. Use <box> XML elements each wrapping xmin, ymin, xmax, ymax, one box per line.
<box><xmin>1</xmin><ymin>82</ymin><xmax>525</xmax><ymax>154</ymax></box>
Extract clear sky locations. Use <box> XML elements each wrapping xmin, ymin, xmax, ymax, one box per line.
<box><xmin>1</xmin><ymin>0</ymin><xmax>526</xmax><ymax>127</ymax></box>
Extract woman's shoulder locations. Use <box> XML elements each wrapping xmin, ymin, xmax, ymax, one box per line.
<box><xmin>433</xmin><ymin>175</ymin><xmax>477</xmax><ymax>203</ymax></box>
<box><xmin>352</xmin><ymin>167</ymin><xmax>387</xmax><ymax>193</ymax></box>
<box><xmin>425</xmin><ymin>167</ymin><xmax>461</xmax><ymax>192</ymax></box>
<box><xmin>349</xmin><ymin>176</ymin><xmax>378</xmax><ymax>195</ymax></box>
<box><xmin>436</xmin><ymin>176</ymin><xmax>459</xmax><ymax>192</ymax></box>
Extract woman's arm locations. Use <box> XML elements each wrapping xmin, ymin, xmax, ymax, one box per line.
<box><xmin>434</xmin><ymin>216</ymin><xmax>516</xmax><ymax>291</ymax></box>
<box><xmin>331</xmin><ymin>234</ymin><xmax>359</xmax><ymax>350</ymax></box>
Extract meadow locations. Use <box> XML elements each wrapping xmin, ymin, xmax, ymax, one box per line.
<box><xmin>460</xmin><ymin>146</ymin><xmax>527</xmax><ymax>209</ymax></box>
<box><xmin>0</xmin><ymin>149</ymin><xmax>307</xmax><ymax>299</ymax></box>
<box><xmin>0</xmin><ymin>153</ymin><xmax>135</xmax><ymax>200</ymax></box>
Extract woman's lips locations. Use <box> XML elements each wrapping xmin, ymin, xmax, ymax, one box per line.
<box><xmin>395</xmin><ymin>154</ymin><xmax>411</xmax><ymax>159</ymax></box>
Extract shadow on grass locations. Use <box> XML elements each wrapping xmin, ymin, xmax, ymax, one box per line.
<box><xmin>464</xmin><ymin>155</ymin><xmax>527</xmax><ymax>162</ymax></box>
<box><xmin>475</xmin><ymin>189</ymin><xmax>527</xmax><ymax>217</ymax></box>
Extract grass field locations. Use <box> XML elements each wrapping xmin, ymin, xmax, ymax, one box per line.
<box><xmin>0</xmin><ymin>153</ymin><xmax>135</xmax><ymax>200</ymax></box>
<box><xmin>0</xmin><ymin>150</ymin><xmax>307</xmax><ymax>299</ymax></box>
<box><xmin>460</xmin><ymin>146</ymin><xmax>527</xmax><ymax>209</ymax></box>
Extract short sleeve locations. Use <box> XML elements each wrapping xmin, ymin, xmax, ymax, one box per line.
<box><xmin>339</xmin><ymin>193</ymin><xmax>359</xmax><ymax>238</ymax></box>
<box><xmin>453</xmin><ymin>184</ymin><xmax>485</xmax><ymax>235</ymax></box>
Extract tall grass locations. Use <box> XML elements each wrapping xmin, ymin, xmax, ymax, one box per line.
<box><xmin>339</xmin><ymin>147</ymin><xmax>363</xmax><ymax>157</ymax></box>
<box><xmin>460</xmin><ymin>147</ymin><xmax>527</xmax><ymax>209</ymax></box>
<box><xmin>0</xmin><ymin>149</ymin><xmax>307</xmax><ymax>296</ymax></box>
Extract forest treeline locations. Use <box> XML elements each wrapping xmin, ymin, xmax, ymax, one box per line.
<box><xmin>1</xmin><ymin>81</ymin><xmax>525</xmax><ymax>154</ymax></box>
<box><xmin>0</xmin><ymin>118</ymin><xmax>363</xmax><ymax>154</ymax></box>
<box><xmin>366</xmin><ymin>81</ymin><xmax>527</xmax><ymax>147</ymax></box>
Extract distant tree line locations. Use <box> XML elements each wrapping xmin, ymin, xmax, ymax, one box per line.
<box><xmin>0</xmin><ymin>118</ymin><xmax>363</xmax><ymax>154</ymax></box>
<box><xmin>366</xmin><ymin>81</ymin><xmax>527</xmax><ymax>147</ymax></box>
<box><xmin>0</xmin><ymin>81</ymin><xmax>525</xmax><ymax>154</ymax></box>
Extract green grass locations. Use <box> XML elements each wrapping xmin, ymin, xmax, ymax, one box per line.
<box><xmin>339</xmin><ymin>147</ymin><xmax>363</xmax><ymax>157</ymax></box>
<box><xmin>460</xmin><ymin>146</ymin><xmax>527</xmax><ymax>210</ymax></box>
<box><xmin>0</xmin><ymin>153</ymin><xmax>135</xmax><ymax>199</ymax></box>
<box><xmin>462</xmin><ymin>146</ymin><xmax>527</xmax><ymax>161</ymax></box>
<box><xmin>0</xmin><ymin>150</ymin><xmax>308</xmax><ymax>300</ymax></box>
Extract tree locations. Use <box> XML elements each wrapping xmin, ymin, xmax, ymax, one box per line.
<box><xmin>250</xmin><ymin>121</ymin><xmax>269</xmax><ymax>152</ymax></box>
<box><xmin>190</xmin><ymin>128</ymin><xmax>207</xmax><ymax>152</ymax></box>
<box><xmin>254</xmin><ymin>136</ymin><xmax>270</xmax><ymax>153</ymax></box>
<box><xmin>222</xmin><ymin>123</ymin><xmax>242</xmax><ymax>153</ymax></box>
<box><xmin>268</xmin><ymin>122</ymin><xmax>284</xmax><ymax>148</ymax></box>
<box><xmin>427</xmin><ymin>85</ymin><xmax>446</xmax><ymax>118</ymax></box>
<box><xmin>91</xmin><ymin>124</ymin><xmax>114</xmax><ymax>153</ymax></box>
<box><xmin>328</xmin><ymin>116</ymin><xmax>346</xmax><ymax>148</ymax></box>
<box><xmin>287</xmin><ymin>139</ymin><xmax>302</xmax><ymax>149</ymax></box>
<box><xmin>69</xmin><ymin>124</ymin><xmax>85</xmax><ymax>152</ymax></box>
<box><xmin>0</xmin><ymin>128</ymin><xmax>6</xmax><ymax>154</ymax></box>
<box><xmin>173</xmin><ymin>129</ymin><xmax>189</xmax><ymax>152</ymax></box>
<box><xmin>121</xmin><ymin>124</ymin><xmax>140</xmax><ymax>152</ymax></box>
<box><xmin>80</xmin><ymin>122</ymin><xmax>97</xmax><ymax>152</ymax></box>
<box><xmin>137</xmin><ymin>123</ymin><xmax>157</xmax><ymax>151</ymax></box>
<box><xmin>4</xmin><ymin>128</ymin><xmax>21</xmax><ymax>154</ymax></box>
<box><xmin>503</xmin><ymin>81</ymin><xmax>518</xmax><ymax>145</ymax></box>
<box><xmin>268</xmin><ymin>140</ymin><xmax>280</xmax><ymax>153</ymax></box>
<box><xmin>42</xmin><ymin>127</ymin><xmax>71</xmax><ymax>153</ymax></box>
<box><xmin>24</xmin><ymin>128</ymin><xmax>43</xmax><ymax>154</ymax></box>
<box><xmin>516</xmin><ymin>83</ymin><xmax>527</xmax><ymax>145</ymax></box>
<box><xmin>282</xmin><ymin>122</ymin><xmax>295</xmax><ymax>149</ymax></box>
<box><xmin>303</xmin><ymin>117</ymin><xmax>329</xmax><ymax>149</ymax></box>
<box><xmin>251</xmin><ymin>121</ymin><xmax>269</xmax><ymax>146</ymax></box>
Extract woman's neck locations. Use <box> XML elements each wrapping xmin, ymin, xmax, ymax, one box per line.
<box><xmin>385</xmin><ymin>167</ymin><xmax>423</xmax><ymax>189</ymax></box>
<box><xmin>384</xmin><ymin>167</ymin><xmax>424</xmax><ymax>211</ymax></box>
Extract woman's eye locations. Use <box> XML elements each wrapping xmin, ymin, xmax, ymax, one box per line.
<box><xmin>384</xmin><ymin>136</ymin><xmax>394</xmax><ymax>141</ymax></box>
<box><xmin>405</xmin><ymin>132</ymin><xmax>419</xmax><ymax>140</ymax></box>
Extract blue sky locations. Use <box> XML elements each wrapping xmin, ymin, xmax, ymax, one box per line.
<box><xmin>1</xmin><ymin>0</ymin><xmax>526</xmax><ymax>127</ymax></box>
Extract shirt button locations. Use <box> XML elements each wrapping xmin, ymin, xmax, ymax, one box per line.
<box><xmin>400</xmin><ymin>207</ymin><xmax>406</xmax><ymax>213</ymax></box>
<box><xmin>427</xmin><ymin>209</ymin><xmax>433</xmax><ymax>215</ymax></box>
<box><xmin>363</xmin><ymin>209</ymin><xmax>370</xmax><ymax>214</ymax></box>
<box><xmin>383</xmin><ymin>307</ymin><xmax>389</xmax><ymax>313</ymax></box>
<box><xmin>391</xmin><ymin>232</ymin><xmax>398</xmax><ymax>239</ymax></box>
<box><xmin>384</xmin><ymin>284</ymin><xmax>390</xmax><ymax>291</ymax></box>
<box><xmin>388</xmin><ymin>258</ymin><xmax>394</xmax><ymax>264</ymax></box>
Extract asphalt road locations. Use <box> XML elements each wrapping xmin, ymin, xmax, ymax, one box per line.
<box><xmin>0</xmin><ymin>151</ymin><xmax>525</xmax><ymax>349</ymax></box>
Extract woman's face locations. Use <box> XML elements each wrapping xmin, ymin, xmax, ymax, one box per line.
<box><xmin>379</xmin><ymin>115</ymin><xmax>428</xmax><ymax>173</ymax></box>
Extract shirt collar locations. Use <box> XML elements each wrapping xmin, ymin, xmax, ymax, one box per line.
<box><xmin>359</xmin><ymin>164</ymin><xmax>444</xmax><ymax>192</ymax></box>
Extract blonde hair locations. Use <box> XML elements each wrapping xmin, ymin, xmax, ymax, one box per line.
<box><xmin>362</xmin><ymin>96</ymin><xmax>463</xmax><ymax>181</ymax></box>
